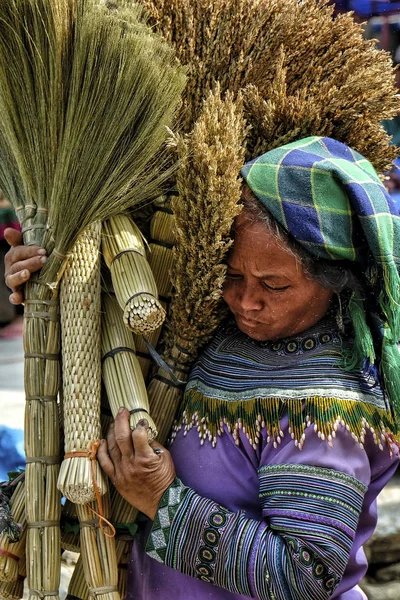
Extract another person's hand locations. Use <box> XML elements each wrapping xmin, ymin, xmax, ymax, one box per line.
<box><xmin>4</xmin><ymin>228</ymin><xmax>46</xmax><ymax>304</ymax></box>
<box><xmin>97</xmin><ymin>407</ymin><xmax>176</xmax><ymax>520</ymax></box>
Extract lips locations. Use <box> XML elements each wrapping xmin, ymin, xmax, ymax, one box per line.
<box><xmin>236</xmin><ymin>314</ymin><xmax>260</xmax><ymax>327</ymax></box>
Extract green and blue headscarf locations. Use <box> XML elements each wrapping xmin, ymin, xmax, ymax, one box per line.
<box><xmin>241</xmin><ymin>136</ymin><xmax>400</xmax><ymax>431</ymax></box>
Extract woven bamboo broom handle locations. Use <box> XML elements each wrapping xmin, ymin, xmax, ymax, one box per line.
<box><xmin>57</xmin><ymin>222</ymin><xmax>107</xmax><ymax>505</ymax></box>
<box><xmin>58</xmin><ymin>222</ymin><xmax>119</xmax><ymax>600</ymax></box>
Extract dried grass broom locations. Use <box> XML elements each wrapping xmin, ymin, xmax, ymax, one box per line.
<box><xmin>147</xmin><ymin>88</ymin><xmax>246</xmax><ymax>445</ymax></box>
<box><xmin>102</xmin><ymin>215</ymin><xmax>165</xmax><ymax>335</ymax></box>
<box><xmin>0</xmin><ymin>480</ymin><xmax>26</xmax><ymax>583</ymax></box>
<box><xmin>101</xmin><ymin>293</ymin><xmax>157</xmax><ymax>438</ymax></box>
<box><xmin>0</xmin><ymin>2</ymin><xmax>184</xmax><ymax>598</ymax></box>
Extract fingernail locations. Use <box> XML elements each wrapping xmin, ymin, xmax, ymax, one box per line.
<box><xmin>100</xmin><ymin>439</ymin><xmax>106</xmax><ymax>444</ymax></box>
<box><xmin>9</xmin><ymin>294</ymin><xmax>17</xmax><ymax>305</ymax></box>
<box><xmin>138</xmin><ymin>418</ymin><xmax>149</xmax><ymax>428</ymax></box>
<box><xmin>38</xmin><ymin>248</ymin><xmax>46</xmax><ymax>256</ymax></box>
<box><xmin>21</xmin><ymin>270</ymin><xmax>28</xmax><ymax>278</ymax></box>
<box><xmin>118</xmin><ymin>407</ymin><xmax>125</xmax><ymax>414</ymax></box>
<box><xmin>40</xmin><ymin>256</ymin><xmax>47</xmax><ymax>264</ymax></box>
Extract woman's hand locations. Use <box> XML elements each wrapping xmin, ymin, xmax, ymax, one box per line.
<box><xmin>97</xmin><ymin>408</ymin><xmax>176</xmax><ymax>520</ymax></box>
<box><xmin>4</xmin><ymin>228</ymin><xmax>46</xmax><ymax>304</ymax></box>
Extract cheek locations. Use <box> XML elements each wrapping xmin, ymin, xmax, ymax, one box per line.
<box><xmin>222</xmin><ymin>281</ymin><xmax>235</xmax><ymax>307</ymax></box>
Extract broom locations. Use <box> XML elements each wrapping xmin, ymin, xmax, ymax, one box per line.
<box><xmin>0</xmin><ymin>2</ymin><xmax>185</xmax><ymax>598</ymax></box>
<box><xmin>146</xmin><ymin>88</ymin><xmax>246</xmax><ymax>444</ymax></box>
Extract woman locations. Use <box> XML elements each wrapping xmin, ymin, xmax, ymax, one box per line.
<box><xmin>4</xmin><ymin>137</ymin><xmax>400</xmax><ymax>599</ymax></box>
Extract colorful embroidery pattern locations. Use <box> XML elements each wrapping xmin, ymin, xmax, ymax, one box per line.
<box><xmin>171</xmin><ymin>318</ymin><xmax>397</xmax><ymax>450</ymax></box>
<box><xmin>146</xmin><ymin>465</ymin><xmax>366</xmax><ymax>599</ymax></box>
<box><xmin>254</xmin><ymin>464</ymin><xmax>367</xmax><ymax>598</ymax></box>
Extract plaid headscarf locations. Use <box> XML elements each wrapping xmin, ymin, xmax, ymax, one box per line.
<box><xmin>241</xmin><ymin>136</ymin><xmax>400</xmax><ymax>426</ymax></box>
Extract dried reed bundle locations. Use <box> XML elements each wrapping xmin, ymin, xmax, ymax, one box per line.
<box><xmin>66</xmin><ymin>556</ymin><xmax>89</xmax><ymax>600</ymax></box>
<box><xmin>147</xmin><ymin>88</ymin><xmax>246</xmax><ymax>441</ymax></box>
<box><xmin>0</xmin><ymin>481</ymin><xmax>26</xmax><ymax>583</ymax></box>
<box><xmin>133</xmin><ymin>206</ymin><xmax>176</xmax><ymax>378</ymax></box>
<box><xmin>0</xmin><ymin>3</ymin><xmax>184</xmax><ymax>598</ymax></box>
<box><xmin>0</xmin><ymin>556</ymin><xmax>25</xmax><ymax>600</ymax></box>
<box><xmin>101</xmin><ymin>294</ymin><xmax>157</xmax><ymax>438</ymax></box>
<box><xmin>58</xmin><ymin>223</ymin><xmax>105</xmax><ymax>505</ymax></box>
<box><xmin>76</xmin><ymin>493</ymin><xmax>119</xmax><ymax>600</ymax></box>
<box><xmin>102</xmin><ymin>215</ymin><xmax>166</xmax><ymax>334</ymax></box>
<box><xmin>141</xmin><ymin>0</ymin><xmax>398</xmax><ymax>170</ymax></box>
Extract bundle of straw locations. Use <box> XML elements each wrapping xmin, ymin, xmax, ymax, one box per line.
<box><xmin>133</xmin><ymin>203</ymin><xmax>176</xmax><ymax>379</ymax></box>
<box><xmin>101</xmin><ymin>293</ymin><xmax>157</xmax><ymax>438</ymax></box>
<box><xmin>76</xmin><ymin>494</ymin><xmax>119</xmax><ymax>600</ymax></box>
<box><xmin>0</xmin><ymin>557</ymin><xmax>25</xmax><ymax>600</ymax></box>
<box><xmin>58</xmin><ymin>222</ymin><xmax>105</xmax><ymax>504</ymax></box>
<box><xmin>147</xmin><ymin>88</ymin><xmax>246</xmax><ymax>444</ymax></box>
<box><xmin>0</xmin><ymin>2</ymin><xmax>184</xmax><ymax>597</ymax></box>
<box><xmin>102</xmin><ymin>215</ymin><xmax>166</xmax><ymax>334</ymax></box>
<box><xmin>0</xmin><ymin>481</ymin><xmax>26</xmax><ymax>583</ymax></box>
<box><xmin>141</xmin><ymin>0</ymin><xmax>398</xmax><ymax>169</ymax></box>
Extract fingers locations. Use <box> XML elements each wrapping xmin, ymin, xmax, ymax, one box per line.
<box><xmin>97</xmin><ymin>439</ymin><xmax>116</xmax><ymax>482</ymax></box>
<box><xmin>132</xmin><ymin>420</ymin><xmax>159</xmax><ymax>459</ymax></box>
<box><xmin>4</xmin><ymin>228</ymin><xmax>22</xmax><ymax>247</ymax></box>
<box><xmin>113</xmin><ymin>407</ymin><xmax>135</xmax><ymax>459</ymax></box>
<box><xmin>4</xmin><ymin>233</ymin><xmax>46</xmax><ymax>303</ymax></box>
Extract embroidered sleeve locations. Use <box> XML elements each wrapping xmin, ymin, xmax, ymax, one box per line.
<box><xmin>145</xmin><ymin>467</ymin><xmax>366</xmax><ymax>599</ymax></box>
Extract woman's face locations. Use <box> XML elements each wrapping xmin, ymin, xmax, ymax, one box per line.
<box><xmin>222</xmin><ymin>212</ymin><xmax>333</xmax><ymax>341</ymax></box>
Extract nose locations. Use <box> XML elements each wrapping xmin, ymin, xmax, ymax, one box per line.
<box><xmin>237</xmin><ymin>282</ymin><xmax>263</xmax><ymax>312</ymax></box>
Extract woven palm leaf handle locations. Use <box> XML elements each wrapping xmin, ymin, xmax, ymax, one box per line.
<box><xmin>57</xmin><ymin>222</ymin><xmax>107</xmax><ymax>504</ymax></box>
<box><xmin>0</xmin><ymin>481</ymin><xmax>26</xmax><ymax>583</ymax></box>
<box><xmin>133</xmin><ymin>203</ymin><xmax>176</xmax><ymax>379</ymax></box>
<box><xmin>102</xmin><ymin>215</ymin><xmax>166</xmax><ymax>334</ymax></box>
<box><xmin>101</xmin><ymin>294</ymin><xmax>157</xmax><ymax>440</ymax></box>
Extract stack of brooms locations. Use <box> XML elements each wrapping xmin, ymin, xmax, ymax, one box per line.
<box><xmin>0</xmin><ymin>1</ymin><xmax>399</xmax><ymax>599</ymax></box>
<box><xmin>0</xmin><ymin>1</ymin><xmax>185</xmax><ymax>600</ymax></box>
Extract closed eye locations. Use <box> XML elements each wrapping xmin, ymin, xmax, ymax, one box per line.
<box><xmin>262</xmin><ymin>282</ymin><xmax>290</xmax><ymax>292</ymax></box>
